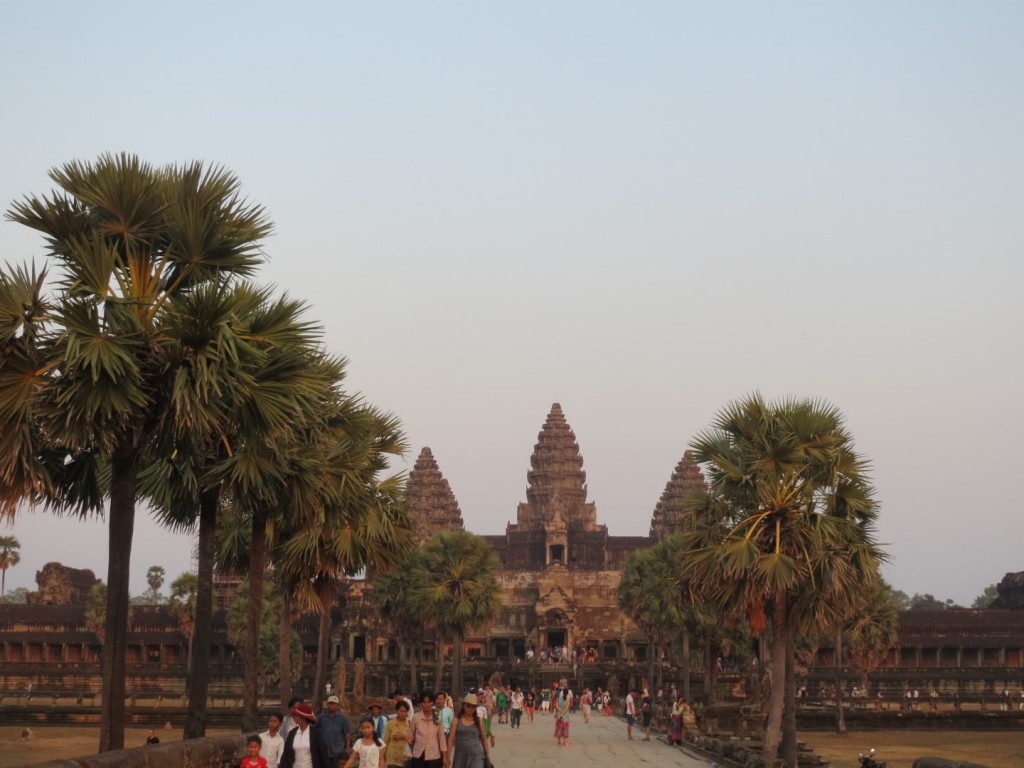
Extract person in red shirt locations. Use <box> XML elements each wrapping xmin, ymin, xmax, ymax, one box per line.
<box><xmin>242</xmin><ymin>735</ymin><xmax>269</xmax><ymax>768</ymax></box>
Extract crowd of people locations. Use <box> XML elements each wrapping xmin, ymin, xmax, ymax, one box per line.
<box><xmin>235</xmin><ymin>678</ymin><xmax>644</xmax><ymax>768</ymax></box>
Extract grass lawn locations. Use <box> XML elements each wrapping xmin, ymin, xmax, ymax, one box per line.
<box><xmin>0</xmin><ymin>726</ymin><xmax>236</xmax><ymax>768</ymax></box>
<box><xmin>801</xmin><ymin>730</ymin><xmax>1024</xmax><ymax>768</ymax></box>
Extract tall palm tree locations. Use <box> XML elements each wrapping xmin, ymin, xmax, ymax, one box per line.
<box><xmin>168</xmin><ymin>572</ymin><xmax>198</xmax><ymax>674</ymax></box>
<box><xmin>618</xmin><ymin>541</ymin><xmax>688</xmax><ymax>692</ymax></box>
<box><xmin>0</xmin><ymin>536</ymin><xmax>20</xmax><ymax>598</ymax></box>
<box><xmin>377</xmin><ymin>552</ymin><xmax>431</xmax><ymax>691</ymax></box>
<box><xmin>410</xmin><ymin>531</ymin><xmax>500</xmax><ymax>694</ymax></box>
<box><xmin>139</xmin><ymin>282</ymin><xmax>342</xmax><ymax>734</ymax></box>
<box><xmin>683</xmin><ymin>394</ymin><xmax>883</xmax><ymax>767</ymax></box>
<box><xmin>0</xmin><ymin>154</ymin><xmax>270</xmax><ymax>751</ymax></box>
<box><xmin>274</xmin><ymin>399</ymin><xmax>414</xmax><ymax>705</ymax></box>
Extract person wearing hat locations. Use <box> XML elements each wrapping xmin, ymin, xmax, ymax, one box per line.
<box><xmin>280</xmin><ymin>702</ymin><xmax>331</xmax><ymax>768</ymax></box>
<box><xmin>317</xmin><ymin>695</ymin><xmax>353</xmax><ymax>766</ymax></box>
<box><xmin>367</xmin><ymin>701</ymin><xmax>387</xmax><ymax>742</ymax></box>
<box><xmin>445</xmin><ymin>693</ymin><xmax>490</xmax><ymax>768</ymax></box>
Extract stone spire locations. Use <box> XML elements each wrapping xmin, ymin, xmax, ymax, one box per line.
<box><xmin>407</xmin><ymin>447</ymin><xmax>464</xmax><ymax>544</ymax></box>
<box><xmin>514</xmin><ymin>403</ymin><xmax>599</xmax><ymax>531</ymax></box>
<box><xmin>650</xmin><ymin>450</ymin><xmax>708</xmax><ymax>540</ymax></box>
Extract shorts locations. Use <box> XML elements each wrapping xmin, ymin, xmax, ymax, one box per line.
<box><xmin>626</xmin><ymin>715</ymin><xmax>635</xmax><ymax>726</ymax></box>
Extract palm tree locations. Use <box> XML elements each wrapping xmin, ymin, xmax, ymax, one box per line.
<box><xmin>168</xmin><ymin>572</ymin><xmax>199</xmax><ymax>676</ymax></box>
<box><xmin>0</xmin><ymin>154</ymin><xmax>270</xmax><ymax>751</ymax></box>
<box><xmin>618</xmin><ymin>540</ymin><xmax>688</xmax><ymax>692</ymax></box>
<box><xmin>145</xmin><ymin>565</ymin><xmax>165</xmax><ymax>604</ymax></box>
<box><xmin>684</xmin><ymin>394</ymin><xmax>883</xmax><ymax>767</ymax></box>
<box><xmin>377</xmin><ymin>553</ymin><xmax>430</xmax><ymax>691</ymax></box>
<box><xmin>139</xmin><ymin>283</ymin><xmax>343</xmax><ymax>735</ymax></box>
<box><xmin>273</xmin><ymin>399</ymin><xmax>414</xmax><ymax>706</ymax></box>
<box><xmin>410</xmin><ymin>531</ymin><xmax>500</xmax><ymax>694</ymax></box>
<box><xmin>0</xmin><ymin>536</ymin><xmax>20</xmax><ymax>598</ymax></box>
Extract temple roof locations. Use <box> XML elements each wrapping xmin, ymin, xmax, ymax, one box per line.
<box><xmin>649</xmin><ymin>450</ymin><xmax>707</xmax><ymax>540</ymax></box>
<box><xmin>407</xmin><ymin>447</ymin><xmax>464</xmax><ymax>543</ymax></box>
<box><xmin>514</xmin><ymin>403</ymin><xmax>600</xmax><ymax>532</ymax></box>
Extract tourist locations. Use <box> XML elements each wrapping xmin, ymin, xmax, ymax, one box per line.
<box><xmin>495</xmin><ymin>685</ymin><xmax>508</xmax><ymax>724</ymax></box>
<box><xmin>669</xmin><ymin>697</ymin><xmax>684</xmax><ymax>746</ymax></box>
<box><xmin>579</xmin><ymin>688</ymin><xmax>592</xmax><ymax>723</ymax></box>
<box><xmin>446</xmin><ymin>693</ymin><xmax>490</xmax><ymax>768</ymax></box>
<box><xmin>343</xmin><ymin>716</ymin><xmax>384</xmax><ymax>768</ymax></box>
<box><xmin>640</xmin><ymin>689</ymin><xmax>652</xmax><ymax>740</ymax></box>
<box><xmin>408</xmin><ymin>691</ymin><xmax>446</xmax><ymax>768</ymax></box>
<box><xmin>317</xmin><ymin>695</ymin><xmax>353</xmax><ymax>766</ymax></box>
<box><xmin>145</xmin><ymin>729</ymin><xmax>160</xmax><ymax>745</ymax></box>
<box><xmin>436</xmin><ymin>692</ymin><xmax>454</xmax><ymax>737</ymax></box>
<box><xmin>525</xmin><ymin>687</ymin><xmax>536</xmax><ymax>724</ymax></box>
<box><xmin>260</xmin><ymin>713</ymin><xmax>286</xmax><ymax>768</ymax></box>
<box><xmin>480</xmin><ymin>685</ymin><xmax>496</xmax><ymax>743</ymax></box>
<box><xmin>540</xmin><ymin>686</ymin><xmax>550</xmax><ymax>715</ymax></box>
<box><xmin>553</xmin><ymin>687</ymin><xmax>571</xmax><ymax>746</ymax></box>
<box><xmin>243</xmin><ymin>735</ymin><xmax>269</xmax><ymax>768</ymax></box>
<box><xmin>280</xmin><ymin>702</ymin><xmax>332</xmax><ymax>768</ymax></box>
<box><xmin>382</xmin><ymin>700</ymin><xmax>411</xmax><ymax>768</ymax></box>
<box><xmin>625</xmin><ymin>687</ymin><xmax>636</xmax><ymax>740</ymax></box>
<box><xmin>368</xmin><ymin>701</ymin><xmax>388</xmax><ymax>741</ymax></box>
<box><xmin>281</xmin><ymin>697</ymin><xmax>304</xmax><ymax>736</ymax></box>
<box><xmin>510</xmin><ymin>687</ymin><xmax>524</xmax><ymax>728</ymax></box>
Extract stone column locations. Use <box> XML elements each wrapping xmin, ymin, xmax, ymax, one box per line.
<box><xmin>957</xmin><ymin>647</ymin><xmax>963</xmax><ymax>668</ymax></box>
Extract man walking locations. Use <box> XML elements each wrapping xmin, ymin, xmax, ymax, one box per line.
<box><xmin>625</xmin><ymin>688</ymin><xmax>636</xmax><ymax>741</ymax></box>
<box><xmin>316</xmin><ymin>695</ymin><xmax>352</xmax><ymax>767</ymax></box>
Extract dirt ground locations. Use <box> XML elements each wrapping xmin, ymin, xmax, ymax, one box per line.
<box><xmin>800</xmin><ymin>730</ymin><xmax>1024</xmax><ymax>768</ymax></box>
<box><xmin>0</xmin><ymin>726</ymin><xmax>236</xmax><ymax>768</ymax></box>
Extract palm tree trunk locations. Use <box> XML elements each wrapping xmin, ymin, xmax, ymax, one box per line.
<box><xmin>243</xmin><ymin>508</ymin><xmax>267</xmax><ymax>732</ymax></box>
<box><xmin>279</xmin><ymin>589</ymin><xmax>294</xmax><ymax>708</ymax></box>
<box><xmin>397</xmin><ymin>640</ymin><xmax>406</xmax><ymax>691</ymax></box>
<box><xmin>434</xmin><ymin>628</ymin><xmax>444</xmax><ymax>693</ymax></box>
<box><xmin>782</xmin><ymin>637</ymin><xmax>798</xmax><ymax>768</ymax></box>
<box><xmin>453</xmin><ymin>632</ymin><xmax>464</xmax><ymax>695</ymax></box>
<box><xmin>647</xmin><ymin>635</ymin><xmax>656</xmax><ymax>695</ymax></box>
<box><xmin>834</xmin><ymin>627</ymin><xmax>846</xmax><ymax>734</ymax></box>
<box><xmin>313</xmin><ymin>580</ymin><xmax>336</xmax><ymax>706</ymax></box>
<box><xmin>409</xmin><ymin>639</ymin><xmax>418</xmax><ymax>693</ymax></box>
<box><xmin>2</xmin><ymin>568</ymin><xmax>6</xmax><ymax>598</ymax></box>
<box><xmin>99</xmin><ymin>447</ymin><xmax>137</xmax><ymax>753</ymax></box>
<box><xmin>185</xmin><ymin>486</ymin><xmax>218</xmax><ymax>739</ymax></box>
<box><xmin>762</xmin><ymin>595</ymin><xmax>788</xmax><ymax>762</ymax></box>
<box><xmin>704</xmin><ymin>634</ymin><xmax>714</xmax><ymax>704</ymax></box>
<box><xmin>682</xmin><ymin>627</ymin><xmax>691</xmax><ymax>702</ymax></box>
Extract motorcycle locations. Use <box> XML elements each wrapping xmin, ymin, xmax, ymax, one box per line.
<box><xmin>859</xmin><ymin>748</ymin><xmax>886</xmax><ymax>768</ymax></box>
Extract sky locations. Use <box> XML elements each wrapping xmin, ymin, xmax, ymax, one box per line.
<box><xmin>1</xmin><ymin>2</ymin><xmax>1021</xmax><ymax>606</ymax></box>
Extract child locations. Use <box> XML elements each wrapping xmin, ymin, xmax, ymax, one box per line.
<box><xmin>242</xmin><ymin>735</ymin><xmax>268</xmax><ymax>768</ymax></box>
<box><xmin>344</xmin><ymin>716</ymin><xmax>384</xmax><ymax>768</ymax></box>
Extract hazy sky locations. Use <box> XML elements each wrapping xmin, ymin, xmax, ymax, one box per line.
<box><xmin>1</xmin><ymin>2</ymin><xmax>1021</xmax><ymax>606</ymax></box>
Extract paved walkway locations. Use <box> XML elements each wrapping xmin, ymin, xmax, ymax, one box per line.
<box><xmin>484</xmin><ymin>712</ymin><xmax>709</xmax><ymax>768</ymax></box>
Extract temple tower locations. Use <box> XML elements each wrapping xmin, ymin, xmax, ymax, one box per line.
<box><xmin>513</xmin><ymin>403</ymin><xmax>599</xmax><ymax>532</ymax></box>
<box><xmin>649</xmin><ymin>450</ymin><xmax>708</xmax><ymax>540</ymax></box>
<box><xmin>407</xmin><ymin>447</ymin><xmax>464</xmax><ymax>544</ymax></box>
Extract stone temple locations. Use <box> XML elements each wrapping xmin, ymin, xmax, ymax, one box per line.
<box><xmin>340</xmin><ymin>402</ymin><xmax>702</xmax><ymax>663</ymax></box>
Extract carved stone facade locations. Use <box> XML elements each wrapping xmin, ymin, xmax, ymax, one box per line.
<box><xmin>26</xmin><ymin>562</ymin><xmax>99</xmax><ymax>606</ymax></box>
<box><xmin>407</xmin><ymin>447</ymin><xmax>464</xmax><ymax>544</ymax></box>
<box><xmin>649</xmin><ymin>450</ymin><xmax>707</xmax><ymax>539</ymax></box>
<box><xmin>343</xmin><ymin>403</ymin><xmax>656</xmax><ymax>664</ymax></box>
<box><xmin>991</xmin><ymin>571</ymin><xmax>1024</xmax><ymax>610</ymax></box>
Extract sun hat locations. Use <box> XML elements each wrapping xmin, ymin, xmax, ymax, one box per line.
<box><xmin>368</xmin><ymin>700</ymin><xmax>383</xmax><ymax>710</ymax></box>
<box><xmin>291</xmin><ymin>702</ymin><xmax>316</xmax><ymax>721</ymax></box>
<box><xmin>327</xmin><ymin>695</ymin><xmax>340</xmax><ymax>704</ymax></box>
<box><xmin>462</xmin><ymin>693</ymin><xmax>480</xmax><ymax>706</ymax></box>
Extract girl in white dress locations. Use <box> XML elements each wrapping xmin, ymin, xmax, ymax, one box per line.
<box><xmin>344</xmin><ymin>717</ymin><xmax>384</xmax><ymax>768</ymax></box>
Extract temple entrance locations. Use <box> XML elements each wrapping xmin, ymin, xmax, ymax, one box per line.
<box><xmin>547</xmin><ymin>630</ymin><xmax>566</xmax><ymax>647</ymax></box>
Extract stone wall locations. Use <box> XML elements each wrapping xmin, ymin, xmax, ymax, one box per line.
<box><xmin>18</xmin><ymin>735</ymin><xmax>244</xmax><ymax>768</ymax></box>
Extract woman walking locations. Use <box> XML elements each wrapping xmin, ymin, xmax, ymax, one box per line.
<box><xmin>445</xmin><ymin>693</ymin><xmax>490</xmax><ymax>768</ymax></box>
<box><xmin>383</xmin><ymin>700</ymin><xmax>411</xmax><ymax>768</ymax></box>
<box><xmin>552</xmin><ymin>688</ymin><xmax>571</xmax><ymax>746</ymax></box>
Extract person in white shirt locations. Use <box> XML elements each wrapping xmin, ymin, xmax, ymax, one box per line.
<box><xmin>260</xmin><ymin>712</ymin><xmax>286</xmax><ymax>768</ymax></box>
